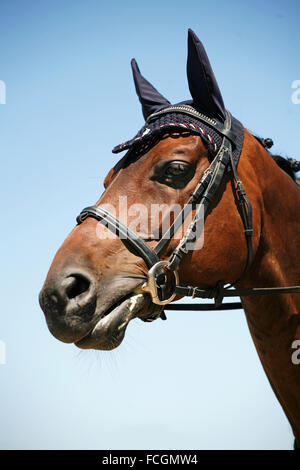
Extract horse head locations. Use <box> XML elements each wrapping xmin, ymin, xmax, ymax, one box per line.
<box><xmin>39</xmin><ymin>30</ymin><xmax>264</xmax><ymax>350</ymax></box>
<box><xmin>39</xmin><ymin>28</ymin><xmax>299</xmax><ymax>350</ymax></box>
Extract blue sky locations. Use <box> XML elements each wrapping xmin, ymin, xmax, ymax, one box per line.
<box><xmin>0</xmin><ymin>0</ymin><xmax>299</xmax><ymax>450</ymax></box>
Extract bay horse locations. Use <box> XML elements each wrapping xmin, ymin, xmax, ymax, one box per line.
<box><xmin>39</xmin><ymin>30</ymin><xmax>300</xmax><ymax>449</ymax></box>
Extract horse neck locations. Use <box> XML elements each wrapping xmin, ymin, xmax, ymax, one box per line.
<box><xmin>243</xmin><ymin>140</ymin><xmax>300</xmax><ymax>304</ymax></box>
<box><xmin>240</xmin><ymin>139</ymin><xmax>300</xmax><ymax>442</ymax></box>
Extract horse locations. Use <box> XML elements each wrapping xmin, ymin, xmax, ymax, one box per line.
<box><xmin>39</xmin><ymin>29</ymin><xmax>300</xmax><ymax>449</ymax></box>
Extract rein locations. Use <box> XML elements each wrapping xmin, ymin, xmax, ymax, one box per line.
<box><xmin>77</xmin><ymin>106</ymin><xmax>300</xmax><ymax>315</ymax></box>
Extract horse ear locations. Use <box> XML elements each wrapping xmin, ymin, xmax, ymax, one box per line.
<box><xmin>187</xmin><ymin>29</ymin><xmax>226</xmax><ymax>122</ymax></box>
<box><xmin>131</xmin><ymin>58</ymin><xmax>171</xmax><ymax>120</ymax></box>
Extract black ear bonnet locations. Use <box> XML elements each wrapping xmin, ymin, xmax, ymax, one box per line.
<box><xmin>112</xmin><ymin>29</ymin><xmax>244</xmax><ymax>168</ymax></box>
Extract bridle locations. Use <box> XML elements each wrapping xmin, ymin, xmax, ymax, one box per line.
<box><xmin>77</xmin><ymin>106</ymin><xmax>300</xmax><ymax>315</ymax></box>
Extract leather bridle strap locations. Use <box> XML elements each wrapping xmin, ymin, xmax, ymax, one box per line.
<box><xmin>163</xmin><ymin>283</ymin><xmax>300</xmax><ymax>312</ymax></box>
<box><xmin>152</xmin><ymin>110</ymin><xmax>237</xmax><ymax>258</ymax></box>
<box><xmin>166</xmin><ymin>111</ymin><xmax>236</xmax><ymax>272</ymax></box>
<box><xmin>227</xmin><ymin>141</ymin><xmax>253</xmax><ymax>286</ymax></box>
<box><xmin>76</xmin><ymin>206</ymin><xmax>159</xmax><ymax>269</ymax></box>
<box><xmin>153</xmin><ymin>158</ymin><xmax>214</xmax><ymax>257</ymax></box>
<box><xmin>175</xmin><ymin>284</ymin><xmax>300</xmax><ymax>301</ymax></box>
<box><xmin>164</xmin><ymin>302</ymin><xmax>243</xmax><ymax>311</ymax></box>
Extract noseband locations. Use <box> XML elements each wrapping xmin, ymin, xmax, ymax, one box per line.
<box><xmin>77</xmin><ymin>107</ymin><xmax>300</xmax><ymax>314</ymax></box>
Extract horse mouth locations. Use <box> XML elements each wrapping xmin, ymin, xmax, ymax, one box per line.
<box><xmin>75</xmin><ymin>292</ymin><xmax>162</xmax><ymax>351</ymax></box>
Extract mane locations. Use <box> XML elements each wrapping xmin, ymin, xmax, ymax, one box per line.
<box><xmin>253</xmin><ymin>135</ymin><xmax>300</xmax><ymax>183</ymax></box>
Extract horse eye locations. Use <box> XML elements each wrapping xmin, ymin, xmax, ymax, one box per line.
<box><xmin>165</xmin><ymin>161</ymin><xmax>190</xmax><ymax>177</ymax></box>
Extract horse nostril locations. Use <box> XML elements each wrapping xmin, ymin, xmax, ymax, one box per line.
<box><xmin>39</xmin><ymin>270</ymin><xmax>97</xmax><ymax>344</ymax></box>
<box><xmin>65</xmin><ymin>274</ymin><xmax>91</xmax><ymax>300</ymax></box>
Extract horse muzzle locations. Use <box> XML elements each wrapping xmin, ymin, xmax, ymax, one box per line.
<box><xmin>39</xmin><ymin>268</ymin><xmax>164</xmax><ymax>350</ymax></box>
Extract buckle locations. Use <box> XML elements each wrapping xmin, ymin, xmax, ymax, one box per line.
<box><xmin>137</xmin><ymin>261</ymin><xmax>179</xmax><ymax>306</ymax></box>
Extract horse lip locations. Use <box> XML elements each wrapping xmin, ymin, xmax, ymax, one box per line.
<box><xmin>74</xmin><ymin>292</ymin><xmax>149</xmax><ymax>350</ymax></box>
